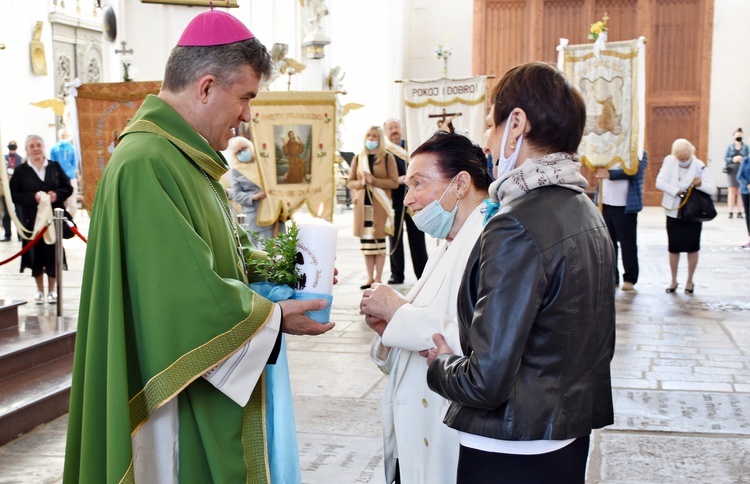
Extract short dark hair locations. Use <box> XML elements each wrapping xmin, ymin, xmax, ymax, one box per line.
<box><xmin>411</xmin><ymin>131</ymin><xmax>493</xmax><ymax>190</ymax></box>
<box><xmin>492</xmin><ymin>61</ymin><xmax>586</xmax><ymax>154</ymax></box>
<box><xmin>162</xmin><ymin>38</ymin><xmax>273</xmax><ymax>92</ymax></box>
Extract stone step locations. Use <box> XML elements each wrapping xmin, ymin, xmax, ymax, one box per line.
<box><xmin>0</xmin><ymin>354</ymin><xmax>73</xmax><ymax>446</ymax></box>
<box><xmin>0</xmin><ymin>317</ymin><xmax>76</xmax><ymax>381</ymax></box>
<box><xmin>0</xmin><ymin>299</ymin><xmax>27</xmax><ymax>330</ymax></box>
<box><xmin>0</xmin><ymin>315</ymin><xmax>77</xmax><ymax>446</ymax></box>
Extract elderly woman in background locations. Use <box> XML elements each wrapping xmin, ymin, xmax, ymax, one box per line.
<box><xmin>9</xmin><ymin>134</ymin><xmax>73</xmax><ymax>304</ymax></box>
<box><xmin>425</xmin><ymin>62</ymin><xmax>616</xmax><ymax>483</ymax></box>
<box><xmin>347</xmin><ymin>126</ymin><xmax>399</xmax><ymax>289</ymax></box>
<box><xmin>656</xmin><ymin>138</ymin><xmax>717</xmax><ymax>294</ymax></box>
<box><xmin>227</xmin><ymin>136</ymin><xmax>283</xmax><ymax>242</ymax></box>
<box><xmin>360</xmin><ymin>131</ymin><xmax>492</xmax><ymax>484</ymax></box>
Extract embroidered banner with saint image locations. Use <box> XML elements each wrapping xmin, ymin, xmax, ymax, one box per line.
<box><xmin>403</xmin><ymin>76</ymin><xmax>487</xmax><ymax>148</ymax></box>
<box><xmin>558</xmin><ymin>38</ymin><xmax>646</xmax><ymax>174</ymax></box>
<box><xmin>249</xmin><ymin>91</ymin><xmax>337</xmax><ymax>224</ymax></box>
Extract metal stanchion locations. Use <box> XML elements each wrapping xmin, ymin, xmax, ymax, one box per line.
<box><xmin>53</xmin><ymin>208</ymin><xmax>64</xmax><ymax>319</ymax></box>
<box><xmin>236</xmin><ymin>213</ymin><xmax>247</xmax><ymax>229</ymax></box>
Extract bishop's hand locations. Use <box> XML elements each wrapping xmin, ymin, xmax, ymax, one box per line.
<box><xmin>278</xmin><ymin>299</ymin><xmax>335</xmax><ymax>336</ymax></box>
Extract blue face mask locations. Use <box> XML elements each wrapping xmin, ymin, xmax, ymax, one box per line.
<box><xmin>365</xmin><ymin>140</ymin><xmax>379</xmax><ymax>151</ymax></box>
<box><xmin>411</xmin><ymin>178</ymin><xmax>458</xmax><ymax>239</ymax></box>
<box><xmin>236</xmin><ymin>148</ymin><xmax>254</xmax><ymax>163</ymax></box>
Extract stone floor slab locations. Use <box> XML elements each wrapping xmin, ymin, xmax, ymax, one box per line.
<box><xmin>612</xmin><ymin>390</ymin><xmax>750</xmax><ymax>434</ymax></box>
<box><xmin>597</xmin><ymin>431</ymin><xmax>750</xmax><ymax>483</ymax></box>
<box><xmin>298</xmin><ymin>433</ymin><xmax>385</xmax><ymax>484</ymax></box>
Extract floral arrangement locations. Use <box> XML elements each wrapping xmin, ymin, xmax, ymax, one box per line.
<box><xmin>435</xmin><ymin>44</ymin><xmax>452</xmax><ymax>78</ymax></box>
<box><xmin>589</xmin><ymin>14</ymin><xmax>609</xmax><ymax>41</ymax></box>
<box><xmin>434</xmin><ymin>44</ymin><xmax>452</xmax><ymax>61</ymax></box>
<box><xmin>246</xmin><ymin>222</ymin><xmax>302</xmax><ymax>287</ymax></box>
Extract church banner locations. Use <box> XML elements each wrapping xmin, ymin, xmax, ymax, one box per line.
<box><xmin>403</xmin><ymin>76</ymin><xmax>487</xmax><ymax>148</ymax></box>
<box><xmin>76</xmin><ymin>81</ymin><xmax>161</xmax><ymax>211</ymax></box>
<box><xmin>558</xmin><ymin>38</ymin><xmax>646</xmax><ymax>174</ymax></box>
<box><xmin>249</xmin><ymin>91</ymin><xmax>337</xmax><ymax>224</ymax></box>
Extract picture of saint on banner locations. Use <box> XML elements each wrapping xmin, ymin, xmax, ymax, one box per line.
<box><xmin>274</xmin><ymin>124</ymin><xmax>312</xmax><ymax>184</ymax></box>
<box><xmin>579</xmin><ymin>76</ymin><xmax>624</xmax><ymax>137</ymax></box>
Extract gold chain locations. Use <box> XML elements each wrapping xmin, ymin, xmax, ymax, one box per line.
<box><xmin>200</xmin><ymin>169</ymin><xmax>248</xmax><ymax>282</ymax></box>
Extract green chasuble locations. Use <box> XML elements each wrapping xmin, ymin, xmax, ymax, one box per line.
<box><xmin>64</xmin><ymin>95</ymin><xmax>275</xmax><ymax>483</ymax></box>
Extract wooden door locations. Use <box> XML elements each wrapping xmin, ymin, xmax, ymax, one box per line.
<box><xmin>473</xmin><ymin>0</ymin><xmax>714</xmax><ymax>205</ymax></box>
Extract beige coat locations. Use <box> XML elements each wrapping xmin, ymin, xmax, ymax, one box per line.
<box><xmin>346</xmin><ymin>153</ymin><xmax>399</xmax><ymax>238</ymax></box>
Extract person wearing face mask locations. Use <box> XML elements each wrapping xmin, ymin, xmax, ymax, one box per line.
<box><xmin>656</xmin><ymin>138</ymin><xmax>717</xmax><ymax>294</ymax></box>
<box><xmin>227</xmin><ymin>136</ymin><xmax>282</xmax><ymax>242</ymax></box>
<box><xmin>359</xmin><ymin>130</ymin><xmax>492</xmax><ymax>484</ymax></box>
<box><xmin>3</xmin><ymin>140</ymin><xmax>23</xmax><ymax>241</ymax></box>
<box><xmin>723</xmin><ymin>128</ymin><xmax>748</xmax><ymax>219</ymax></box>
<box><xmin>383</xmin><ymin>118</ymin><xmax>428</xmax><ymax>285</ymax></box>
<box><xmin>737</xmin><ymin>154</ymin><xmax>750</xmax><ymax>248</ymax></box>
<box><xmin>594</xmin><ymin>151</ymin><xmax>648</xmax><ymax>292</ymax></box>
<box><xmin>425</xmin><ymin>62</ymin><xmax>616</xmax><ymax>483</ymax></box>
<box><xmin>347</xmin><ymin>126</ymin><xmax>399</xmax><ymax>289</ymax></box>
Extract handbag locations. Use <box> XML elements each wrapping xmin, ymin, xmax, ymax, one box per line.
<box><xmin>723</xmin><ymin>164</ymin><xmax>732</xmax><ymax>174</ymax></box>
<box><xmin>677</xmin><ymin>185</ymin><xmax>717</xmax><ymax>222</ymax></box>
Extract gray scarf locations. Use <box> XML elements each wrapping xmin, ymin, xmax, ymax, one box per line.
<box><xmin>489</xmin><ymin>152</ymin><xmax>588</xmax><ymax>205</ymax></box>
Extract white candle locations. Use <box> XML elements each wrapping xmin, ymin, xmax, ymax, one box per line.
<box><xmin>295</xmin><ymin>218</ymin><xmax>338</xmax><ymax>295</ymax></box>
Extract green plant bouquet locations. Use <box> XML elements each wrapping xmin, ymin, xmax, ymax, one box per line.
<box><xmin>247</xmin><ymin>220</ymin><xmax>334</xmax><ymax>323</ymax></box>
<box><xmin>246</xmin><ymin>222</ymin><xmax>302</xmax><ymax>288</ymax></box>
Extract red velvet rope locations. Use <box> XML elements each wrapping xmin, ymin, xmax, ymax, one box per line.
<box><xmin>68</xmin><ymin>222</ymin><xmax>88</xmax><ymax>244</ymax></box>
<box><xmin>0</xmin><ymin>226</ymin><xmax>50</xmax><ymax>267</ymax></box>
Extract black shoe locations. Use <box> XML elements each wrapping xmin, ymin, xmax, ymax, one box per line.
<box><xmin>1</xmin><ymin>237</ymin><xmax>9</xmax><ymax>242</ymax></box>
<box><xmin>738</xmin><ymin>213</ymin><xmax>744</xmax><ymax>219</ymax></box>
<box><xmin>729</xmin><ymin>213</ymin><xmax>734</xmax><ymax>219</ymax></box>
<box><xmin>360</xmin><ymin>283</ymin><xmax>372</xmax><ymax>290</ymax></box>
<box><xmin>387</xmin><ymin>277</ymin><xmax>404</xmax><ymax>284</ymax></box>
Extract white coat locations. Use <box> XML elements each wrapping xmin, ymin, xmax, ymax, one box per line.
<box><xmin>369</xmin><ymin>205</ymin><xmax>485</xmax><ymax>484</ymax></box>
<box><xmin>655</xmin><ymin>155</ymin><xmax>717</xmax><ymax>218</ymax></box>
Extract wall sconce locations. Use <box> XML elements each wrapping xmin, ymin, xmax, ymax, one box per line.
<box><xmin>30</xmin><ymin>21</ymin><xmax>47</xmax><ymax>76</ymax></box>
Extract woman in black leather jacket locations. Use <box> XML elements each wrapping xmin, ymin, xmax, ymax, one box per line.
<box><xmin>425</xmin><ymin>61</ymin><xmax>616</xmax><ymax>483</ymax></box>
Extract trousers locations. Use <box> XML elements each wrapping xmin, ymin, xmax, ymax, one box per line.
<box><xmin>602</xmin><ymin>204</ymin><xmax>639</xmax><ymax>284</ymax></box>
<box><xmin>456</xmin><ymin>436</ymin><xmax>590</xmax><ymax>484</ymax></box>
<box><xmin>388</xmin><ymin>203</ymin><xmax>428</xmax><ymax>280</ymax></box>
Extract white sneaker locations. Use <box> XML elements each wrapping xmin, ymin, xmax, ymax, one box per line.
<box><xmin>47</xmin><ymin>292</ymin><xmax>58</xmax><ymax>304</ymax></box>
<box><xmin>621</xmin><ymin>282</ymin><xmax>635</xmax><ymax>291</ymax></box>
<box><xmin>34</xmin><ymin>291</ymin><xmax>44</xmax><ymax>304</ymax></box>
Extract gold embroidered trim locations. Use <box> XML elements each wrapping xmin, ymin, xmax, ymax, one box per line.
<box><xmin>120</xmin><ymin>460</ymin><xmax>135</xmax><ymax>484</ymax></box>
<box><xmin>564</xmin><ymin>50</ymin><xmax>638</xmax><ymax>62</ymax></box>
<box><xmin>403</xmin><ymin>94</ymin><xmax>486</xmax><ymax>109</ymax></box>
<box><xmin>127</xmin><ymin>293</ymin><xmax>273</xmax><ymax>434</ymax></box>
<box><xmin>243</xmin><ymin>373</ymin><xmax>270</xmax><ymax>484</ymax></box>
<box><xmin>121</xmin><ymin>119</ymin><xmax>227</xmax><ymax>180</ymax></box>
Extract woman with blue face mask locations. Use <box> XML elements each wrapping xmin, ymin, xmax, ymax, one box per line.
<box><xmin>227</xmin><ymin>136</ymin><xmax>284</xmax><ymax>242</ymax></box>
<box><xmin>359</xmin><ymin>130</ymin><xmax>492</xmax><ymax>484</ymax></box>
<box><xmin>347</xmin><ymin>126</ymin><xmax>399</xmax><ymax>289</ymax></box>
